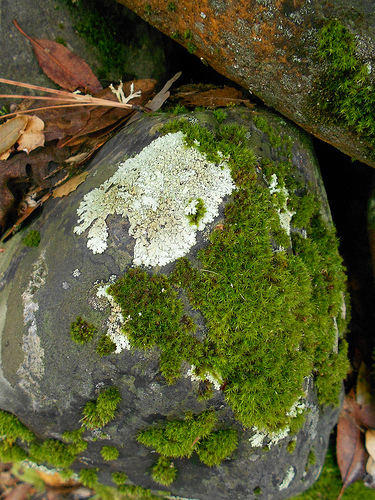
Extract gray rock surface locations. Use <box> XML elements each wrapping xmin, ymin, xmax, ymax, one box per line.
<box><xmin>0</xmin><ymin>108</ymin><xmax>344</xmax><ymax>499</ymax></box>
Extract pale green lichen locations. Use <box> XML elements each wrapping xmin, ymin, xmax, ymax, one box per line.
<box><xmin>74</xmin><ymin>132</ymin><xmax>235</xmax><ymax>266</ymax></box>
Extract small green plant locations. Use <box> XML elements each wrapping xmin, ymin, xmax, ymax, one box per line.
<box><xmin>55</xmin><ymin>36</ymin><xmax>67</xmax><ymax>46</ymax></box>
<box><xmin>70</xmin><ymin>317</ymin><xmax>97</xmax><ymax>344</ymax></box>
<box><xmin>96</xmin><ymin>335</ymin><xmax>116</xmax><ymax>356</ymax></box>
<box><xmin>144</xmin><ymin>3</ymin><xmax>152</xmax><ymax>14</ymax></box>
<box><xmin>101</xmin><ymin>445</ymin><xmax>119</xmax><ymax>461</ymax></box>
<box><xmin>187</xmin><ymin>198</ymin><xmax>207</xmax><ymax>226</ymax></box>
<box><xmin>287</xmin><ymin>440</ymin><xmax>297</xmax><ymax>454</ymax></box>
<box><xmin>167</xmin><ymin>2</ymin><xmax>177</xmax><ymax>11</ymax></box>
<box><xmin>79</xmin><ymin>468</ymin><xmax>99</xmax><ymax>488</ymax></box>
<box><xmin>111</xmin><ymin>471</ymin><xmax>127</xmax><ymax>485</ymax></box>
<box><xmin>187</xmin><ymin>42</ymin><xmax>197</xmax><ymax>54</ymax></box>
<box><xmin>81</xmin><ymin>387</ymin><xmax>121</xmax><ymax>429</ymax></box>
<box><xmin>213</xmin><ymin>108</ymin><xmax>227</xmax><ymax>124</ymax></box>
<box><xmin>151</xmin><ymin>456</ymin><xmax>177</xmax><ymax>486</ymax></box>
<box><xmin>254</xmin><ymin>487</ymin><xmax>262</xmax><ymax>495</ymax></box>
<box><xmin>196</xmin><ymin>428</ymin><xmax>238</xmax><ymax>466</ymax></box>
<box><xmin>183</xmin><ymin>29</ymin><xmax>192</xmax><ymax>40</ymax></box>
<box><xmin>172</xmin><ymin>103</ymin><xmax>188</xmax><ymax>115</ymax></box>
<box><xmin>22</xmin><ymin>230</ymin><xmax>41</xmax><ymax>247</ymax></box>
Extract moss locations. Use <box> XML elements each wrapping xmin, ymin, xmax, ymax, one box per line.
<box><xmin>0</xmin><ymin>441</ymin><xmax>27</xmax><ymax>462</ymax></box>
<box><xmin>212</xmin><ymin>108</ymin><xmax>227</xmax><ymax>124</ymax></box>
<box><xmin>287</xmin><ymin>440</ymin><xmax>297</xmax><ymax>454</ymax></box>
<box><xmin>62</xmin><ymin>426</ymin><xmax>86</xmax><ymax>444</ymax></box>
<box><xmin>187</xmin><ymin>198</ymin><xmax>207</xmax><ymax>226</ymax></box>
<box><xmin>22</xmin><ymin>230</ymin><xmax>41</xmax><ymax>248</ymax></box>
<box><xmin>138</xmin><ymin>410</ymin><xmax>237</xmax><ymax>483</ymax></box>
<box><xmin>0</xmin><ymin>410</ymin><xmax>36</xmax><ymax>444</ymax></box>
<box><xmin>79</xmin><ymin>468</ymin><xmax>99</xmax><ymax>488</ymax></box>
<box><xmin>187</xmin><ymin>42</ymin><xmax>197</xmax><ymax>54</ymax></box>
<box><xmin>151</xmin><ymin>456</ymin><xmax>177</xmax><ymax>486</ymax></box>
<box><xmin>167</xmin><ymin>2</ymin><xmax>177</xmax><ymax>11</ymax></box>
<box><xmin>96</xmin><ymin>335</ymin><xmax>116</xmax><ymax>356</ymax></box>
<box><xmin>70</xmin><ymin>317</ymin><xmax>97</xmax><ymax>344</ymax></box>
<box><xmin>111</xmin><ymin>471</ymin><xmax>127</xmax><ymax>485</ymax></box>
<box><xmin>312</xmin><ymin>19</ymin><xmax>375</xmax><ymax>153</ymax></box>
<box><xmin>29</xmin><ymin>439</ymin><xmax>84</xmax><ymax>468</ymax></box>
<box><xmin>196</xmin><ymin>428</ymin><xmax>238</xmax><ymax>466</ymax></box>
<box><xmin>55</xmin><ymin>36</ymin><xmax>67</xmax><ymax>46</ymax></box>
<box><xmin>81</xmin><ymin>387</ymin><xmax>121</xmax><ymax>429</ymax></box>
<box><xmin>109</xmin><ymin>115</ymin><xmax>348</xmax><ymax>434</ymax></box>
<box><xmin>101</xmin><ymin>445</ymin><xmax>119</xmax><ymax>461</ymax></box>
<box><xmin>254</xmin><ymin>487</ymin><xmax>262</xmax><ymax>495</ymax></box>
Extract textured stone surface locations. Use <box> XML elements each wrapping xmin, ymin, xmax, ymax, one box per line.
<box><xmin>116</xmin><ymin>0</ymin><xmax>375</xmax><ymax>168</ymax></box>
<box><xmin>0</xmin><ymin>109</ymin><xmax>342</xmax><ymax>499</ymax></box>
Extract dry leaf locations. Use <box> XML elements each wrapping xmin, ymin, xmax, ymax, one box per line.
<box><xmin>3</xmin><ymin>483</ymin><xmax>32</xmax><ymax>500</ymax></box>
<box><xmin>147</xmin><ymin>71</ymin><xmax>181</xmax><ymax>112</ymax></box>
<box><xmin>365</xmin><ymin>429</ymin><xmax>375</xmax><ymax>459</ymax></box>
<box><xmin>0</xmin><ymin>115</ymin><xmax>28</xmax><ymax>155</ymax></box>
<box><xmin>17</xmin><ymin>115</ymin><xmax>45</xmax><ymax>153</ymax></box>
<box><xmin>356</xmin><ymin>362</ymin><xmax>375</xmax><ymax>428</ymax></box>
<box><xmin>52</xmin><ymin>172</ymin><xmax>88</xmax><ymax>198</ymax></box>
<box><xmin>367</xmin><ymin>455</ymin><xmax>375</xmax><ymax>475</ymax></box>
<box><xmin>170</xmin><ymin>83</ymin><xmax>252</xmax><ymax>108</ymax></box>
<box><xmin>337</xmin><ymin>387</ymin><xmax>368</xmax><ymax>499</ymax></box>
<box><xmin>13</xmin><ymin>20</ymin><xmax>102</xmax><ymax>94</ymax></box>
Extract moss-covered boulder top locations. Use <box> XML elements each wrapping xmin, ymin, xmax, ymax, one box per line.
<box><xmin>0</xmin><ymin>108</ymin><xmax>348</xmax><ymax>500</ymax></box>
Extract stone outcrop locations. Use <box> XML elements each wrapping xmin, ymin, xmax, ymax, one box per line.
<box><xmin>0</xmin><ymin>108</ymin><xmax>348</xmax><ymax>499</ymax></box>
<box><xmin>116</xmin><ymin>0</ymin><xmax>375</xmax><ymax>168</ymax></box>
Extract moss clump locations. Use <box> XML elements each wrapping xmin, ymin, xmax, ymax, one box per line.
<box><xmin>138</xmin><ymin>410</ymin><xmax>237</xmax><ymax>483</ymax></box>
<box><xmin>187</xmin><ymin>198</ymin><xmax>207</xmax><ymax>226</ymax></box>
<box><xmin>313</xmin><ymin>19</ymin><xmax>375</xmax><ymax>152</ymax></box>
<box><xmin>101</xmin><ymin>445</ymin><xmax>119</xmax><ymax>461</ymax></box>
<box><xmin>22</xmin><ymin>230</ymin><xmax>41</xmax><ymax>247</ymax></box>
<box><xmin>70</xmin><ymin>317</ymin><xmax>96</xmax><ymax>344</ymax></box>
<box><xmin>151</xmin><ymin>456</ymin><xmax>177</xmax><ymax>486</ymax></box>
<box><xmin>82</xmin><ymin>387</ymin><xmax>121</xmax><ymax>429</ymax></box>
<box><xmin>287</xmin><ymin>440</ymin><xmax>297</xmax><ymax>454</ymax></box>
<box><xmin>108</xmin><ymin>269</ymin><xmax>199</xmax><ymax>385</ymax></box>
<box><xmin>0</xmin><ymin>411</ymin><xmax>36</xmax><ymax>463</ymax></box>
<box><xmin>167</xmin><ymin>2</ymin><xmax>177</xmax><ymax>11</ymax></box>
<box><xmin>111</xmin><ymin>471</ymin><xmax>127</xmax><ymax>485</ymax></box>
<box><xmin>29</xmin><ymin>439</ymin><xmax>85</xmax><ymax>468</ymax></box>
<box><xmin>79</xmin><ymin>468</ymin><xmax>99</xmax><ymax>488</ymax></box>
<box><xmin>96</xmin><ymin>335</ymin><xmax>116</xmax><ymax>356</ymax></box>
<box><xmin>213</xmin><ymin>108</ymin><xmax>227</xmax><ymax>124</ymax></box>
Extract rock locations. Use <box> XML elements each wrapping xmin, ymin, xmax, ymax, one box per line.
<box><xmin>115</xmin><ymin>0</ymin><xmax>375</xmax><ymax>169</ymax></box>
<box><xmin>0</xmin><ymin>108</ymin><xmax>349</xmax><ymax>499</ymax></box>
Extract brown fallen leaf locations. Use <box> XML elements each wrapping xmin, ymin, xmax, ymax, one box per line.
<box><xmin>13</xmin><ymin>20</ymin><xmax>102</xmax><ymax>94</ymax></box>
<box><xmin>355</xmin><ymin>362</ymin><xmax>375</xmax><ymax>428</ymax></box>
<box><xmin>170</xmin><ymin>84</ymin><xmax>252</xmax><ymax>108</ymax></box>
<box><xmin>147</xmin><ymin>71</ymin><xmax>182</xmax><ymax>112</ymax></box>
<box><xmin>337</xmin><ymin>387</ymin><xmax>368</xmax><ymax>499</ymax></box>
<box><xmin>367</xmin><ymin>455</ymin><xmax>375</xmax><ymax>475</ymax></box>
<box><xmin>365</xmin><ymin>429</ymin><xmax>375</xmax><ymax>459</ymax></box>
<box><xmin>0</xmin><ymin>115</ymin><xmax>28</xmax><ymax>156</ymax></box>
<box><xmin>52</xmin><ymin>171</ymin><xmax>88</xmax><ymax>198</ymax></box>
<box><xmin>17</xmin><ymin>115</ymin><xmax>45</xmax><ymax>153</ymax></box>
<box><xmin>3</xmin><ymin>483</ymin><xmax>32</xmax><ymax>500</ymax></box>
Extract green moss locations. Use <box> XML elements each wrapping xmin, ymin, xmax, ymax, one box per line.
<box><xmin>187</xmin><ymin>198</ymin><xmax>207</xmax><ymax>226</ymax></box>
<box><xmin>151</xmin><ymin>456</ymin><xmax>177</xmax><ymax>486</ymax></box>
<box><xmin>55</xmin><ymin>36</ymin><xmax>67</xmax><ymax>46</ymax></box>
<box><xmin>22</xmin><ymin>230</ymin><xmax>41</xmax><ymax>248</ymax></box>
<box><xmin>167</xmin><ymin>2</ymin><xmax>177</xmax><ymax>11</ymax></box>
<box><xmin>62</xmin><ymin>426</ymin><xmax>86</xmax><ymax>444</ymax></box>
<box><xmin>96</xmin><ymin>335</ymin><xmax>116</xmax><ymax>356</ymax></box>
<box><xmin>313</xmin><ymin>19</ymin><xmax>375</xmax><ymax>153</ymax></box>
<box><xmin>254</xmin><ymin>487</ymin><xmax>262</xmax><ymax>495</ymax></box>
<box><xmin>70</xmin><ymin>317</ymin><xmax>97</xmax><ymax>344</ymax></box>
<box><xmin>287</xmin><ymin>440</ymin><xmax>297</xmax><ymax>454</ymax></box>
<box><xmin>79</xmin><ymin>468</ymin><xmax>99</xmax><ymax>488</ymax></box>
<box><xmin>101</xmin><ymin>445</ymin><xmax>119</xmax><ymax>461</ymax></box>
<box><xmin>81</xmin><ymin>387</ymin><xmax>121</xmax><ymax>429</ymax></box>
<box><xmin>29</xmin><ymin>439</ymin><xmax>84</xmax><ymax>468</ymax></box>
<box><xmin>110</xmin><ymin>115</ymin><xmax>348</xmax><ymax>435</ymax></box>
<box><xmin>308</xmin><ymin>449</ymin><xmax>316</xmax><ymax>466</ymax></box>
<box><xmin>187</xmin><ymin>42</ymin><xmax>197</xmax><ymax>54</ymax></box>
<box><xmin>138</xmin><ymin>410</ymin><xmax>237</xmax><ymax>483</ymax></box>
<box><xmin>196</xmin><ymin>428</ymin><xmax>238</xmax><ymax>466</ymax></box>
<box><xmin>0</xmin><ymin>410</ymin><xmax>36</xmax><ymax>444</ymax></box>
<box><xmin>213</xmin><ymin>108</ymin><xmax>227</xmax><ymax>124</ymax></box>
<box><xmin>108</xmin><ymin>269</ymin><xmax>198</xmax><ymax>385</ymax></box>
<box><xmin>172</xmin><ymin>103</ymin><xmax>188</xmax><ymax>115</ymax></box>
<box><xmin>111</xmin><ymin>471</ymin><xmax>128</xmax><ymax>485</ymax></box>
<box><xmin>0</xmin><ymin>441</ymin><xmax>27</xmax><ymax>462</ymax></box>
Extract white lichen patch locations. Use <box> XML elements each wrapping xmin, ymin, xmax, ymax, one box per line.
<box><xmin>95</xmin><ymin>280</ymin><xmax>131</xmax><ymax>353</ymax></box>
<box><xmin>268</xmin><ymin>173</ymin><xmax>295</xmax><ymax>237</ymax></box>
<box><xmin>186</xmin><ymin>364</ymin><xmax>223</xmax><ymax>391</ymax></box>
<box><xmin>74</xmin><ymin>132</ymin><xmax>235</xmax><ymax>267</ymax></box>
<box><xmin>279</xmin><ymin>466</ymin><xmax>295</xmax><ymax>490</ymax></box>
<box><xmin>17</xmin><ymin>252</ymin><xmax>47</xmax><ymax>405</ymax></box>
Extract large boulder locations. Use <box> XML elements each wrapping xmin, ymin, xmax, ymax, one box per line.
<box><xmin>0</xmin><ymin>108</ymin><xmax>349</xmax><ymax>499</ymax></box>
<box><xmin>116</xmin><ymin>0</ymin><xmax>375</xmax><ymax>169</ymax></box>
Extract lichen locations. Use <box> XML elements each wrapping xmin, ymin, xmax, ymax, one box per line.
<box><xmin>279</xmin><ymin>466</ymin><xmax>295</xmax><ymax>490</ymax></box>
<box><xmin>74</xmin><ymin>131</ymin><xmax>235</xmax><ymax>267</ymax></box>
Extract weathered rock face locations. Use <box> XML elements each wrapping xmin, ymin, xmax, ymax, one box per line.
<box><xmin>116</xmin><ymin>0</ymin><xmax>375</xmax><ymax>169</ymax></box>
<box><xmin>0</xmin><ymin>108</ymin><xmax>348</xmax><ymax>499</ymax></box>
